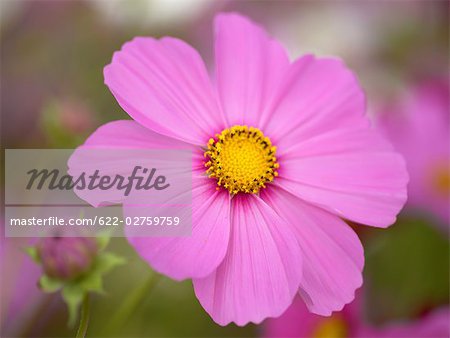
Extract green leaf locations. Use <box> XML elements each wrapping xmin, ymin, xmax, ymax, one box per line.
<box><xmin>39</xmin><ymin>275</ymin><xmax>63</xmax><ymax>293</ymax></box>
<box><xmin>61</xmin><ymin>285</ymin><xmax>85</xmax><ymax>327</ymax></box>
<box><xmin>24</xmin><ymin>246</ymin><xmax>40</xmax><ymax>263</ymax></box>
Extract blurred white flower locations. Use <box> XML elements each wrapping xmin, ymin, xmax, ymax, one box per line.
<box><xmin>272</xmin><ymin>3</ymin><xmax>376</xmax><ymax>61</ymax></box>
<box><xmin>89</xmin><ymin>0</ymin><xmax>212</xmax><ymax>28</ymax></box>
<box><xmin>0</xmin><ymin>0</ymin><xmax>24</xmax><ymax>26</ymax></box>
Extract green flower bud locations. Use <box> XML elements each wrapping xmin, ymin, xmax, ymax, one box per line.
<box><xmin>37</xmin><ymin>237</ymin><xmax>98</xmax><ymax>280</ymax></box>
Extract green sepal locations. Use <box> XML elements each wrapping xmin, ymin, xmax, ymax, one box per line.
<box><xmin>95</xmin><ymin>232</ymin><xmax>111</xmax><ymax>251</ymax></box>
<box><xmin>94</xmin><ymin>252</ymin><xmax>126</xmax><ymax>275</ymax></box>
<box><xmin>60</xmin><ymin>251</ymin><xmax>125</xmax><ymax>326</ymax></box>
<box><xmin>39</xmin><ymin>275</ymin><xmax>63</xmax><ymax>293</ymax></box>
<box><xmin>24</xmin><ymin>246</ymin><xmax>40</xmax><ymax>263</ymax></box>
<box><xmin>78</xmin><ymin>271</ymin><xmax>104</xmax><ymax>294</ymax></box>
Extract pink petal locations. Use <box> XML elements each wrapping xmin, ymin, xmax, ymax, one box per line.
<box><xmin>262</xmin><ymin>55</ymin><xmax>368</xmax><ymax>143</ymax></box>
<box><xmin>82</xmin><ymin>120</ymin><xmax>190</xmax><ymax>149</ymax></box>
<box><xmin>264</xmin><ymin>290</ymin><xmax>363</xmax><ymax>338</ymax></box>
<box><xmin>126</xmin><ymin>177</ymin><xmax>231</xmax><ymax>280</ymax></box>
<box><xmin>261</xmin><ymin>187</ymin><xmax>364</xmax><ymax>316</ymax></box>
<box><xmin>68</xmin><ymin>120</ymin><xmax>193</xmax><ymax>207</ymax></box>
<box><xmin>257</xmin><ymin>55</ymin><xmax>407</xmax><ymax>227</ymax></box>
<box><xmin>214</xmin><ymin>13</ymin><xmax>289</xmax><ymax>127</ymax></box>
<box><xmin>193</xmin><ymin>194</ymin><xmax>302</xmax><ymax>326</ymax></box>
<box><xmin>276</xmin><ymin>127</ymin><xmax>408</xmax><ymax>227</ymax></box>
<box><xmin>104</xmin><ymin>37</ymin><xmax>224</xmax><ymax>145</ymax></box>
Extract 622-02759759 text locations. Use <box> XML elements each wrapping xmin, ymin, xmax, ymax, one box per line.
<box><xmin>8</xmin><ymin>216</ymin><xmax>182</xmax><ymax>227</ymax></box>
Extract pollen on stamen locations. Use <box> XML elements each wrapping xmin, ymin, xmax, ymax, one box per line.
<box><xmin>204</xmin><ymin>125</ymin><xmax>279</xmax><ymax>194</ymax></box>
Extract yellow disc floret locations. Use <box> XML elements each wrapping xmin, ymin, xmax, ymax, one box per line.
<box><xmin>204</xmin><ymin>125</ymin><xmax>279</xmax><ymax>194</ymax></box>
<box><xmin>431</xmin><ymin>164</ymin><xmax>450</xmax><ymax>197</ymax></box>
<box><xmin>313</xmin><ymin>316</ymin><xmax>348</xmax><ymax>338</ymax></box>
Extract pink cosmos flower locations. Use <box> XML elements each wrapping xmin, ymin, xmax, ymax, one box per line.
<box><xmin>358</xmin><ymin>308</ymin><xmax>450</xmax><ymax>338</ymax></box>
<box><xmin>376</xmin><ymin>79</ymin><xmax>449</xmax><ymax>229</ymax></box>
<box><xmin>264</xmin><ymin>294</ymin><xmax>449</xmax><ymax>338</ymax></box>
<box><xmin>70</xmin><ymin>13</ymin><xmax>408</xmax><ymax>325</ymax></box>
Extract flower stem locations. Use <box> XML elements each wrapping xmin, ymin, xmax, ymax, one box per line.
<box><xmin>104</xmin><ymin>272</ymin><xmax>161</xmax><ymax>335</ymax></box>
<box><xmin>76</xmin><ymin>293</ymin><xmax>90</xmax><ymax>338</ymax></box>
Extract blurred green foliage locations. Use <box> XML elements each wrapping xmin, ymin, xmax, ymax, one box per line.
<box><xmin>365</xmin><ymin>216</ymin><xmax>449</xmax><ymax>325</ymax></box>
<box><xmin>31</xmin><ymin>217</ymin><xmax>449</xmax><ymax>337</ymax></box>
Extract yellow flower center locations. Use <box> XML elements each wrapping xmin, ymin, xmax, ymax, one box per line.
<box><xmin>431</xmin><ymin>164</ymin><xmax>450</xmax><ymax>197</ymax></box>
<box><xmin>204</xmin><ymin>126</ymin><xmax>279</xmax><ymax>194</ymax></box>
<box><xmin>313</xmin><ymin>316</ymin><xmax>348</xmax><ymax>338</ymax></box>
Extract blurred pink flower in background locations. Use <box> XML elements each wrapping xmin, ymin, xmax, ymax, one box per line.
<box><xmin>264</xmin><ymin>295</ymin><xmax>360</xmax><ymax>338</ymax></box>
<box><xmin>264</xmin><ymin>294</ymin><xmax>449</xmax><ymax>338</ymax></box>
<box><xmin>71</xmin><ymin>12</ymin><xmax>408</xmax><ymax>326</ymax></box>
<box><xmin>55</xmin><ymin>99</ymin><xmax>96</xmax><ymax>134</ymax></box>
<box><xmin>0</xmin><ymin>237</ymin><xmax>43</xmax><ymax>336</ymax></box>
<box><xmin>376</xmin><ymin>79</ymin><xmax>449</xmax><ymax>229</ymax></box>
<box><xmin>358</xmin><ymin>307</ymin><xmax>449</xmax><ymax>338</ymax></box>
